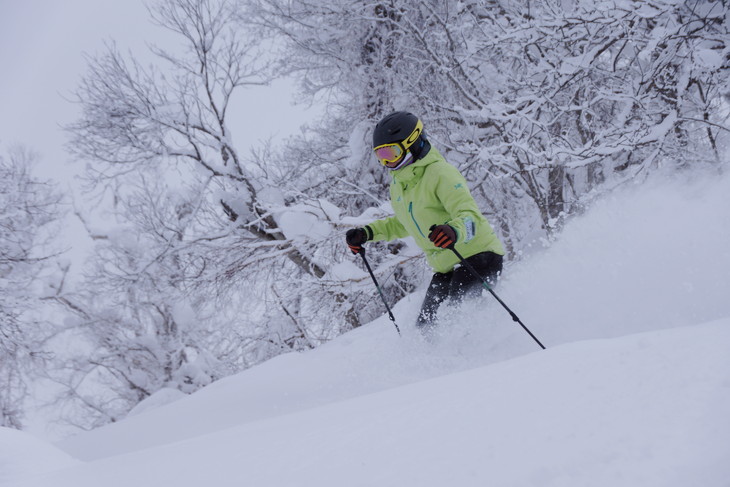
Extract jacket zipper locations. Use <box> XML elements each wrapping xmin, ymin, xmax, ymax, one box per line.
<box><xmin>408</xmin><ymin>202</ymin><xmax>426</xmax><ymax>238</ymax></box>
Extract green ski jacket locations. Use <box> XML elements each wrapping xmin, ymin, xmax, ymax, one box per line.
<box><xmin>365</xmin><ymin>148</ymin><xmax>505</xmax><ymax>273</ymax></box>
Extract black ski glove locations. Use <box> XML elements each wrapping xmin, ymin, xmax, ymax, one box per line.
<box><xmin>346</xmin><ymin>228</ymin><xmax>369</xmax><ymax>254</ymax></box>
<box><xmin>428</xmin><ymin>224</ymin><xmax>456</xmax><ymax>249</ymax></box>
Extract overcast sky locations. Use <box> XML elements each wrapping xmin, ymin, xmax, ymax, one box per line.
<box><xmin>0</xmin><ymin>0</ymin><xmax>311</xmax><ymax>184</ymax></box>
<box><xmin>0</xmin><ymin>0</ymin><xmax>312</xmax><ymax>278</ymax></box>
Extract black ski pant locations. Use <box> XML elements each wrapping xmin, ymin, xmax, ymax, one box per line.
<box><xmin>416</xmin><ymin>251</ymin><xmax>503</xmax><ymax>329</ymax></box>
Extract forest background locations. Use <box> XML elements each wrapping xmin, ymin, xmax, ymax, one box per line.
<box><xmin>1</xmin><ymin>0</ymin><xmax>728</xmax><ymax>436</ymax></box>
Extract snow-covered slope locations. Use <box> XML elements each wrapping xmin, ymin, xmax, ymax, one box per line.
<box><xmin>3</xmin><ymin>171</ymin><xmax>729</xmax><ymax>486</ymax></box>
<box><xmin>8</xmin><ymin>319</ymin><xmax>730</xmax><ymax>487</ymax></box>
<box><xmin>0</xmin><ymin>428</ymin><xmax>79</xmax><ymax>485</ymax></box>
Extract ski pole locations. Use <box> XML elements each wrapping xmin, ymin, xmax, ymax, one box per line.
<box><xmin>449</xmin><ymin>246</ymin><xmax>545</xmax><ymax>350</ymax></box>
<box><xmin>358</xmin><ymin>248</ymin><xmax>401</xmax><ymax>336</ymax></box>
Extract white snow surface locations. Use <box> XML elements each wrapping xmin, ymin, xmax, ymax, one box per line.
<box><xmin>0</xmin><ymin>428</ymin><xmax>79</xmax><ymax>485</ymax></box>
<box><xmin>4</xmin><ymin>170</ymin><xmax>730</xmax><ymax>486</ymax></box>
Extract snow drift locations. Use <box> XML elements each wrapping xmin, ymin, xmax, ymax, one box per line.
<box><xmin>7</xmin><ymin>320</ymin><xmax>730</xmax><ymax>487</ymax></box>
<box><xmin>3</xmin><ymin>170</ymin><xmax>729</xmax><ymax>486</ymax></box>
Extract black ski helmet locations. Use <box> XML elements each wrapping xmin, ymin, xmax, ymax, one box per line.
<box><xmin>372</xmin><ymin>111</ymin><xmax>429</xmax><ymax>160</ymax></box>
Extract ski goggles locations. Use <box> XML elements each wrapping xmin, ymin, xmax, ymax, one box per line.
<box><xmin>373</xmin><ymin>119</ymin><xmax>423</xmax><ymax>165</ymax></box>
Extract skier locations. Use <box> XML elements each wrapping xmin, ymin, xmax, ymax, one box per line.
<box><xmin>346</xmin><ymin>111</ymin><xmax>506</xmax><ymax>331</ymax></box>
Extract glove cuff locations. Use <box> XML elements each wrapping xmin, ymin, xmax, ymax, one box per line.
<box><xmin>363</xmin><ymin>225</ymin><xmax>374</xmax><ymax>241</ymax></box>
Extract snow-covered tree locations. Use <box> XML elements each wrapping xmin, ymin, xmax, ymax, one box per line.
<box><xmin>47</xmin><ymin>171</ymin><xmax>229</xmax><ymax>429</ymax></box>
<box><xmin>0</xmin><ymin>147</ymin><xmax>63</xmax><ymax>429</ymax></box>
<box><xmin>63</xmin><ymin>0</ymin><xmax>377</xmax><ymax>425</ymax></box>
<box><xmin>251</xmin><ymin>0</ymin><xmax>730</xmax><ymax>254</ymax></box>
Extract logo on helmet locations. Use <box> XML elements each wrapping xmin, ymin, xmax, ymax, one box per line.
<box><xmin>404</xmin><ymin>126</ymin><xmax>422</xmax><ymax>148</ymax></box>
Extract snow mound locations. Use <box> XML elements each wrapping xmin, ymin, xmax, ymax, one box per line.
<box><xmin>0</xmin><ymin>427</ymin><xmax>79</xmax><ymax>485</ymax></box>
<box><xmin>127</xmin><ymin>388</ymin><xmax>187</xmax><ymax>417</ymax></box>
<box><xmin>14</xmin><ymin>319</ymin><xmax>730</xmax><ymax>487</ymax></box>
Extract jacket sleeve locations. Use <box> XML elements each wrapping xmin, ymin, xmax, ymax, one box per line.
<box><xmin>433</xmin><ymin>164</ymin><xmax>484</xmax><ymax>244</ymax></box>
<box><xmin>364</xmin><ymin>216</ymin><xmax>409</xmax><ymax>242</ymax></box>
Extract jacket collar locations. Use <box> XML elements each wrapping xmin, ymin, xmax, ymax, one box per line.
<box><xmin>391</xmin><ymin>147</ymin><xmax>439</xmax><ymax>185</ymax></box>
